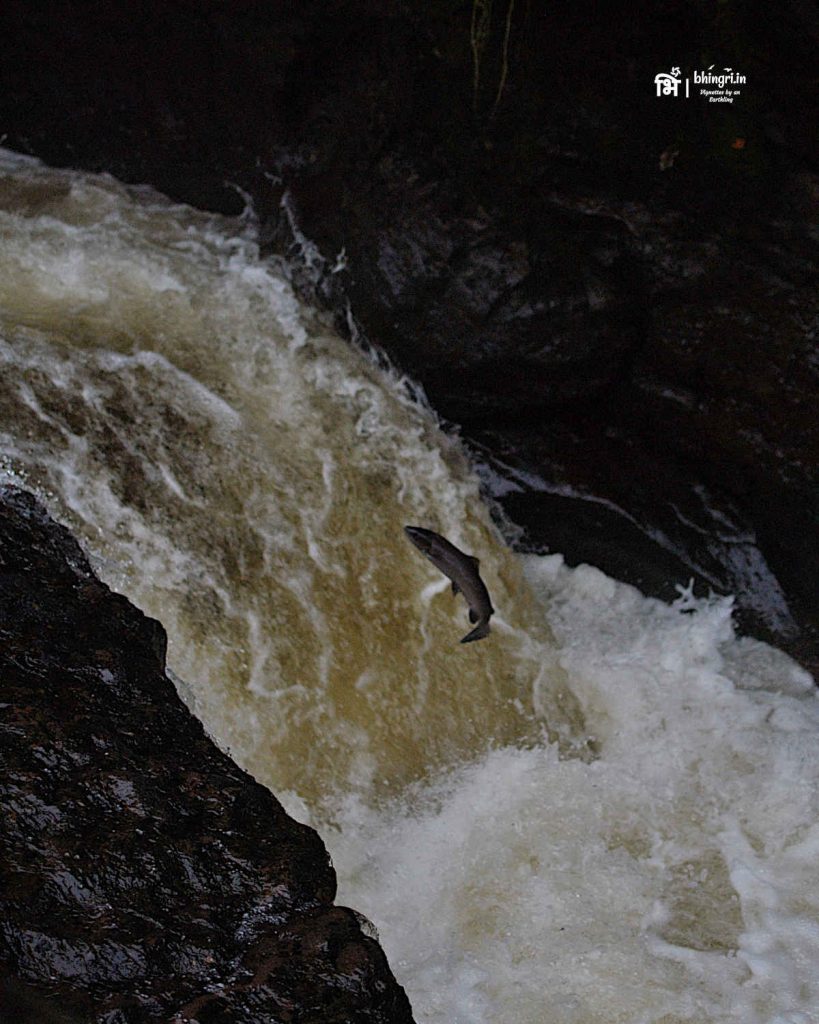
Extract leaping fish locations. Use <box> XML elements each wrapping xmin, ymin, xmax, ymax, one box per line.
<box><xmin>403</xmin><ymin>525</ymin><xmax>495</xmax><ymax>643</ymax></box>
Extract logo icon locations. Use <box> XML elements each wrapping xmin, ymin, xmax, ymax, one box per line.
<box><xmin>654</xmin><ymin>67</ymin><xmax>687</xmax><ymax>98</ymax></box>
<box><xmin>654</xmin><ymin>65</ymin><xmax>746</xmax><ymax>103</ymax></box>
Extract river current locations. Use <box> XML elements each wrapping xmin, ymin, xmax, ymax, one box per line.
<box><xmin>0</xmin><ymin>149</ymin><xmax>816</xmax><ymax>1024</ymax></box>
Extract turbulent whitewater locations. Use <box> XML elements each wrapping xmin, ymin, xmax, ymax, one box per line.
<box><xmin>0</xmin><ymin>149</ymin><xmax>817</xmax><ymax>1024</ymax></box>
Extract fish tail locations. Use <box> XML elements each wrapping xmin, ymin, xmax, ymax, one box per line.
<box><xmin>460</xmin><ymin>619</ymin><xmax>491</xmax><ymax>644</ymax></box>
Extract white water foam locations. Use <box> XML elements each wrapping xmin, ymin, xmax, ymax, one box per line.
<box><xmin>321</xmin><ymin>559</ymin><xmax>819</xmax><ymax>1024</ymax></box>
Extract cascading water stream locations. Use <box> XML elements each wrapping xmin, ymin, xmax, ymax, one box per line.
<box><xmin>0</xmin><ymin>149</ymin><xmax>817</xmax><ymax>1024</ymax></box>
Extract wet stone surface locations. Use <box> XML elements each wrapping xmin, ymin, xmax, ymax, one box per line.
<box><xmin>0</xmin><ymin>486</ymin><xmax>414</xmax><ymax>1023</ymax></box>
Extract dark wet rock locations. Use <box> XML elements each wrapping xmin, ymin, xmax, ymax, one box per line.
<box><xmin>469</xmin><ymin>420</ymin><xmax>816</xmax><ymax>668</ymax></box>
<box><xmin>0</xmin><ymin>1</ymin><xmax>816</xmax><ymax>666</ymax></box>
<box><xmin>0</xmin><ymin>487</ymin><xmax>414</xmax><ymax>1023</ymax></box>
<box><xmin>0</xmin><ymin>976</ymin><xmax>87</xmax><ymax>1023</ymax></box>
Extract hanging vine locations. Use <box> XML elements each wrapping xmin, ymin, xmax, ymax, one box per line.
<box><xmin>470</xmin><ymin>0</ymin><xmax>517</xmax><ymax>118</ymax></box>
<box><xmin>470</xmin><ymin>0</ymin><xmax>493</xmax><ymax>111</ymax></box>
<box><xmin>491</xmin><ymin>0</ymin><xmax>516</xmax><ymax>117</ymax></box>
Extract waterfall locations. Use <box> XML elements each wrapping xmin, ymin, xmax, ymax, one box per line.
<box><xmin>1</xmin><ymin>149</ymin><xmax>816</xmax><ymax>1023</ymax></box>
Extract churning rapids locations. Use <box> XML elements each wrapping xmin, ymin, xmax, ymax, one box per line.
<box><xmin>1</xmin><ymin>148</ymin><xmax>817</xmax><ymax>1024</ymax></box>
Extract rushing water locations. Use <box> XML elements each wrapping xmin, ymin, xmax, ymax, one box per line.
<box><xmin>0</xmin><ymin>148</ymin><xmax>817</xmax><ymax>1024</ymax></box>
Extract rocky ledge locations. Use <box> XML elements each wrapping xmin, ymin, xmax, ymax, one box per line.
<box><xmin>0</xmin><ymin>487</ymin><xmax>414</xmax><ymax>1024</ymax></box>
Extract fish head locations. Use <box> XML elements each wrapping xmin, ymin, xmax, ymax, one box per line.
<box><xmin>403</xmin><ymin>525</ymin><xmax>437</xmax><ymax>556</ymax></box>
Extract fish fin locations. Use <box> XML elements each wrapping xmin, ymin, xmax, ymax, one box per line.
<box><xmin>451</xmin><ymin>580</ymin><xmax>461</xmax><ymax>596</ymax></box>
<box><xmin>468</xmin><ymin>608</ymin><xmax>478</xmax><ymax>623</ymax></box>
<box><xmin>460</xmin><ymin>619</ymin><xmax>491</xmax><ymax>644</ymax></box>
